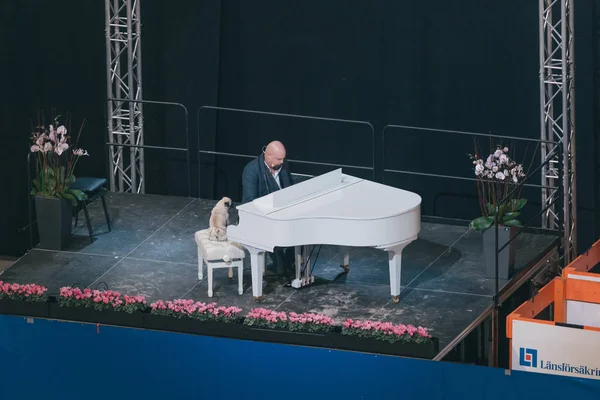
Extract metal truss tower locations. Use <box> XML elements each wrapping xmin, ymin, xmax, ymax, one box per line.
<box><xmin>539</xmin><ymin>0</ymin><xmax>577</xmax><ymax>264</ymax></box>
<box><xmin>105</xmin><ymin>0</ymin><xmax>145</xmax><ymax>193</ymax></box>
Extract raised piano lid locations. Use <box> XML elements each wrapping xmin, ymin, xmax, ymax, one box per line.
<box><xmin>237</xmin><ymin>168</ymin><xmax>422</xmax><ymax>220</ymax></box>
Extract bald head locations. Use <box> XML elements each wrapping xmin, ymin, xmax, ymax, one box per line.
<box><xmin>264</xmin><ymin>140</ymin><xmax>286</xmax><ymax>171</ymax></box>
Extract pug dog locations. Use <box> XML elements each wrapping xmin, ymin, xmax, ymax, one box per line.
<box><xmin>208</xmin><ymin>196</ymin><xmax>232</xmax><ymax>241</ymax></box>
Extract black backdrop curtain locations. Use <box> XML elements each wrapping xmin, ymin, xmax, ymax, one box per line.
<box><xmin>0</xmin><ymin>0</ymin><xmax>597</xmax><ymax>256</ymax></box>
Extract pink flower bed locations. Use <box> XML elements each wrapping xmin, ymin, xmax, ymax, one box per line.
<box><xmin>122</xmin><ymin>295</ymin><xmax>148</xmax><ymax>313</ymax></box>
<box><xmin>0</xmin><ymin>281</ymin><xmax>48</xmax><ymax>303</ymax></box>
<box><xmin>244</xmin><ymin>308</ymin><xmax>335</xmax><ymax>333</ymax></box>
<box><xmin>288</xmin><ymin>312</ymin><xmax>335</xmax><ymax>333</ymax></box>
<box><xmin>244</xmin><ymin>308</ymin><xmax>288</xmax><ymax>329</ymax></box>
<box><xmin>150</xmin><ymin>299</ymin><xmax>242</xmax><ymax>323</ymax></box>
<box><xmin>1</xmin><ymin>280</ymin><xmax>435</xmax><ymax>347</ymax></box>
<box><xmin>342</xmin><ymin>319</ymin><xmax>432</xmax><ymax>344</ymax></box>
<box><xmin>58</xmin><ymin>287</ymin><xmax>146</xmax><ymax>313</ymax></box>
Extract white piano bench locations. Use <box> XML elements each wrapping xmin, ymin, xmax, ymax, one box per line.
<box><xmin>194</xmin><ymin>229</ymin><xmax>246</xmax><ymax>297</ymax></box>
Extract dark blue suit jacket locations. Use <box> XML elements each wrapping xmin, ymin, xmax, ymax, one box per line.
<box><xmin>241</xmin><ymin>153</ymin><xmax>294</xmax><ymax>203</ymax></box>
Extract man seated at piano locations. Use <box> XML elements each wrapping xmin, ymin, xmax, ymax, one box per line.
<box><xmin>241</xmin><ymin>140</ymin><xmax>295</xmax><ymax>275</ymax></box>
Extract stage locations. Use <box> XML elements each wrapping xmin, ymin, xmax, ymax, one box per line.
<box><xmin>1</xmin><ymin>192</ymin><xmax>557</xmax><ymax>353</ymax></box>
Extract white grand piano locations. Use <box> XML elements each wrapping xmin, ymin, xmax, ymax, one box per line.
<box><xmin>227</xmin><ymin>169</ymin><xmax>422</xmax><ymax>303</ymax></box>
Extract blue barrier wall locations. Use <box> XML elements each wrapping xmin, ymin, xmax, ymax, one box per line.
<box><xmin>1</xmin><ymin>315</ymin><xmax>599</xmax><ymax>399</ymax></box>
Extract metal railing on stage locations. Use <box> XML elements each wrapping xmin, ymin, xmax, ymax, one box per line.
<box><xmin>382</xmin><ymin>124</ymin><xmax>556</xmax><ymax>218</ymax></box>
<box><xmin>381</xmin><ymin>123</ymin><xmax>562</xmax><ymax>366</ymax></box>
<box><xmin>105</xmin><ymin>98</ymin><xmax>192</xmax><ymax>197</ymax></box>
<box><xmin>196</xmin><ymin>105</ymin><xmax>376</xmax><ymax>196</ymax></box>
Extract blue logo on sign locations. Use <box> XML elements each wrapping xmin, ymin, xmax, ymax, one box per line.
<box><xmin>519</xmin><ymin>348</ymin><xmax>538</xmax><ymax>368</ymax></box>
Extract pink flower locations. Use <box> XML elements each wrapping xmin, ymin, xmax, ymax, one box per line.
<box><xmin>0</xmin><ymin>281</ymin><xmax>48</xmax><ymax>303</ymax></box>
<box><xmin>54</xmin><ymin>143</ymin><xmax>69</xmax><ymax>156</ymax></box>
<box><xmin>341</xmin><ymin>318</ymin><xmax>432</xmax><ymax>342</ymax></box>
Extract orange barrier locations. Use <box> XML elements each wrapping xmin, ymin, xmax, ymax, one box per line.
<box><xmin>506</xmin><ymin>277</ymin><xmax>600</xmax><ymax>340</ymax></box>
<box><xmin>506</xmin><ymin>277</ymin><xmax>564</xmax><ymax>341</ymax></box>
<box><xmin>506</xmin><ymin>241</ymin><xmax>600</xmax><ymax>380</ymax></box>
<box><xmin>562</xmin><ymin>238</ymin><xmax>600</xmax><ymax>281</ymax></box>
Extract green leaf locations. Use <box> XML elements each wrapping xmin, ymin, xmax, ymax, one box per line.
<box><xmin>57</xmin><ymin>192</ymin><xmax>78</xmax><ymax>206</ymax></box>
<box><xmin>486</xmin><ymin>203</ymin><xmax>506</xmax><ymax>216</ymax></box>
<box><xmin>47</xmin><ymin>177</ymin><xmax>56</xmax><ymax>192</ymax></box>
<box><xmin>503</xmin><ymin>218</ymin><xmax>523</xmax><ymax>227</ymax></box>
<box><xmin>30</xmin><ymin>178</ymin><xmax>41</xmax><ymax>196</ymax></box>
<box><xmin>67</xmin><ymin>189</ymin><xmax>87</xmax><ymax>201</ymax></box>
<box><xmin>469</xmin><ymin>216</ymin><xmax>494</xmax><ymax>231</ymax></box>
<box><xmin>510</xmin><ymin>198</ymin><xmax>527</xmax><ymax>211</ymax></box>
<box><xmin>502</xmin><ymin>212</ymin><xmax>520</xmax><ymax>221</ymax></box>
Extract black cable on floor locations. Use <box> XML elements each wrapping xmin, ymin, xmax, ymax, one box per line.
<box><xmin>310</xmin><ymin>245</ymin><xmax>322</xmax><ymax>275</ymax></box>
<box><xmin>300</xmin><ymin>245</ymin><xmax>318</xmax><ymax>275</ymax></box>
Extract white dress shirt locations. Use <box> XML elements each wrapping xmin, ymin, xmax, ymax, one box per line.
<box><xmin>265</xmin><ymin>161</ymin><xmax>281</xmax><ymax>188</ymax></box>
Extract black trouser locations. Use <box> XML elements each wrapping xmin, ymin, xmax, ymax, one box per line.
<box><xmin>271</xmin><ymin>246</ymin><xmax>295</xmax><ymax>274</ymax></box>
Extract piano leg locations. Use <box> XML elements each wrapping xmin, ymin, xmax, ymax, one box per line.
<box><xmin>291</xmin><ymin>245</ymin><xmax>315</xmax><ymax>289</ymax></box>
<box><xmin>247</xmin><ymin>246</ymin><xmax>266</xmax><ymax>301</ymax></box>
<box><xmin>295</xmin><ymin>246</ymin><xmax>302</xmax><ymax>282</ymax></box>
<box><xmin>339</xmin><ymin>246</ymin><xmax>350</xmax><ymax>273</ymax></box>
<box><xmin>388</xmin><ymin>251</ymin><xmax>401</xmax><ymax>303</ymax></box>
<box><xmin>385</xmin><ymin>242</ymin><xmax>412</xmax><ymax>303</ymax></box>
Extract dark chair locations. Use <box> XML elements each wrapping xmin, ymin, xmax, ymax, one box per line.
<box><xmin>71</xmin><ymin>177</ymin><xmax>111</xmax><ymax>242</ymax></box>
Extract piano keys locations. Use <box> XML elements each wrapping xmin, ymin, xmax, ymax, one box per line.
<box><xmin>227</xmin><ymin>168</ymin><xmax>422</xmax><ymax>303</ymax></box>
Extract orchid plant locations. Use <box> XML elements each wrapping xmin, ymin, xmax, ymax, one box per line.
<box><xmin>30</xmin><ymin>115</ymin><xmax>89</xmax><ymax>206</ymax></box>
<box><xmin>468</xmin><ymin>145</ymin><xmax>527</xmax><ymax>231</ymax></box>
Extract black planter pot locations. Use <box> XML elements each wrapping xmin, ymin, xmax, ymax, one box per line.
<box><xmin>243</xmin><ymin>325</ymin><xmax>336</xmax><ymax>348</ymax></box>
<box><xmin>35</xmin><ymin>196</ymin><xmax>73</xmax><ymax>250</ymax></box>
<box><xmin>328</xmin><ymin>333</ymin><xmax>439</xmax><ymax>359</ymax></box>
<box><xmin>242</xmin><ymin>326</ymin><xmax>438</xmax><ymax>359</ymax></box>
<box><xmin>48</xmin><ymin>302</ymin><xmax>143</xmax><ymax>328</ymax></box>
<box><xmin>142</xmin><ymin>314</ymin><xmax>246</xmax><ymax>338</ymax></box>
<box><xmin>34</xmin><ymin>302</ymin><xmax>439</xmax><ymax>359</ymax></box>
<box><xmin>482</xmin><ymin>225</ymin><xmax>518</xmax><ymax>280</ymax></box>
<box><xmin>0</xmin><ymin>299</ymin><xmax>50</xmax><ymax>318</ymax></box>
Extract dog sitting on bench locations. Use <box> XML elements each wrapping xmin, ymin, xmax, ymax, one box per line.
<box><xmin>195</xmin><ymin>196</ymin><xmax>245</xmax><ymax>295</ymax></box>
<box><xmin>208</xmin><ymin>196</ymin><xmax>232</xmax><ymax>242</ymax></box>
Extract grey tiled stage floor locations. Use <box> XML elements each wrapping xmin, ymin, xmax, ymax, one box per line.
<box><xmin>1</xmin><ymin>193</ymin><xmax>556</xmax><ymax>350</ymax></box>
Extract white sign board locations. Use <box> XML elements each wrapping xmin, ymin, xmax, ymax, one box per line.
<box><xmin>566</xmin><ymin>300</ymin><xmax>600</xmax><ymax>329</ymax></box>
<box><xmin>511</xmin><ymin>319</ymin><xmax>600</xmax><ymax>380</ymax></box>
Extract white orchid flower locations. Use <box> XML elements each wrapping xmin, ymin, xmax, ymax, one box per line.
<box><xmin>55</xmin><ymin>143</ymin><xmax>69</xmax><ymax>156</ymax></box>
